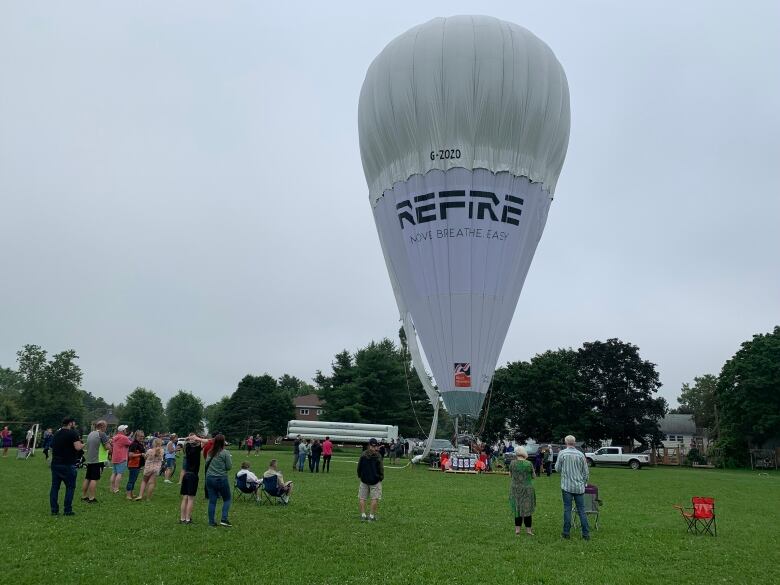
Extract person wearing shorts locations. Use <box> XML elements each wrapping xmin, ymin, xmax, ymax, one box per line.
<box><xmin>110</xmin><ymin>425</ymin><xmax>132</xmax><ymax>493</ymax></box>
<box><xmin>81</xmin><ymin>420</ymin><xmax>110</xmax><ymax>503</ymax></box>
<box><xmin>357</xmin><ymin>438</ymin><xmax>384</xmax><ymax>521</ymax></box>
<box><xmin>163</xmin><ymin>435</ymin><xmax>178</xmax><ymax>483</ymax></box>
<box><xmin>179</xmin><ymin>433</ymin><xmax>208</xmax><ymax>523</ymax></box>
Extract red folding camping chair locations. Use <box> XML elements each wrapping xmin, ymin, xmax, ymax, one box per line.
<box><xmin>674</xmin><ymin>496</ymin><xmax>716</xmax><ymax>536</ymax></box>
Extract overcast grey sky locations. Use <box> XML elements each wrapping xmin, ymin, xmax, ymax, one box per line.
<box><xmin>1</xmin><ymin>1</ymin><xmax>778</xmax><ymax>411</ymax></box>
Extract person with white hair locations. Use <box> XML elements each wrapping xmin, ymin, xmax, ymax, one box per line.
<box><xmin>508</xmin><ymin>446</ymin><xmax>536</xmax><ymax>535</ymax></box>
<box><xmin>555</xmin><ymin>435</ymin><xmax>591</xmax><ymax>540</ymax></box>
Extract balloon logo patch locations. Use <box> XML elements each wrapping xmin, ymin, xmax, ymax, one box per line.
<box><xmin>454</xmin><ymin>363</ymin><xmax>472</xmax><ymax>388</ymax></box>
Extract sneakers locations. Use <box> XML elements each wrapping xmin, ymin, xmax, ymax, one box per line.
<box><xmin>368</xmin><ymin>515</ymin><xmax>376</xmax><ymax>522</ymax></box>
<box><xmin>63</xmin><ymin>511</ymin><xmax>76</xmax><ymax>516</ymax></box>
<box><xmin>360</xmin><ymin>513</ymin><xmax>367</xmax><ymax>522</ymax></box>
<box><xmin>133</xmin><ymin>496</ymin><xmax>143</xmax><ymax>501</ymax></box>
<box><xmin>219</xmin><ymin>521</ymin><xmax>233</xmax><ymax>527</ymax></box>
<box><xmin>87</xmin><ymin>498</ymin><xmax>98</xmax><ymax>504</ymax></box>
<box><xmin>81</xmin><ymin>497</ymin><xmax>89</xmax><ymax>502</ymax></box>
<box><xmin>164</xmin><ymin>479</ymin><xmax>172</xmax><ymax>484</ymax></box>
<box><xmin>561</xmin><ymin>534</ymin><xmax>570</xmax><ymax>540</ymax></box>
<box><xmin>281</xmin><ymin>495</ymin><xmax>290</xmax><ymax>504</ymax></box>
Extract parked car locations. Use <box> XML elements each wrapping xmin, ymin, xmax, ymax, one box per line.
<box><xmin>412</xmin><ymin>439</ymin><xmax>454</xmax><ymax>456</ymax></box>
<box><xmin>584</xmin><ymin>446</ymin><xmax>650</xmax><ymax>470</ymax></box>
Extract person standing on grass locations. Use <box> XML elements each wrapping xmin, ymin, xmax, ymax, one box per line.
<box><xmin>136</xmin><ymin>438</ymin><xmax>164</xmax><ymax>501</ymax></box>
<box><xmin>310</xmin><ymin>439</ymin><xmax>323</xmax><ymax>472</ymax></box>
<box><xmin>293</xmin><ymin>435</ymin><xmax>301</xmax><ymax>470</ymax></box>
<box><xmin>179</xmin><ymin>433</ymin><xmax>208</xmax><ymax>524</ymax></box>
<box><xmin>163</xmin><ymin>434</ymin><xmax>178</xmax><ymax>483</ymax></box>
<box><xmin>509</xmin><ymin>447</ymin><xmax>536</xmax><ymax>536</ymax></box>
<box><xmin>543</xmin><ymin>445</ymin><xmax>554</xmax><ymax>477</ymax></box>
<box><xmin>2</xmin><ymin>426</ymin><xmax>13</xmax><ymax>457</ymax></box>
<box><xmin>245</xmin><ymin>435</ymin><xmax>253</xmax><ymax>456</ymax></box>
<box><xmin>126</xmin><ymin>430</ymin><xmax>146</xmax><ymax>500</ymax></box>
<box><xmin>42</xmin><ymin>428</ymin><xmax>54</xmax><ymax>462</ymax></box>
<box><xmin>109</xmin><ymin>425</ymin><xmax>132</xmax><ymax>493</ymax></box>
<box><xmin>81</xmin><ymin>420</ymin><xmax>110</xmax><ymax>504</ymax></box>
<box><xmin>322</xmin><ymin>436</ymin><xmax>333</xmax><ymax>472</ymax></box>
<box><xmin>254</xmin><ymin>434</ymin><xmax>263</xmax><ymax>454</ymax></box>
<box><xmin>555</xmin><ymin>435</ymin><xmax>590</xmax><ymax>541</ymax></box>
<box><xmin>205</xmin><ymin>434</ymin><xmax>233</xmax><ymax>527</ymax></box>
<box><xmin>357</xmin><ymin>438</ymin><xmax>384</xmax><ymax>522</ymax></box>
<box><xmin>50</xmin><ymin>417</ymin><xmax>84</xmax><ymax>516</ymax></box>
<box><xmin>297</xmin><ymin>439</ymin><xmax>309</xmax><ymax>472</ymax></box>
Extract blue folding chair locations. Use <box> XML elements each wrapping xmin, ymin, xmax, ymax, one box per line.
<box><xmin>261</xmin><ymin>474</ymin><xmax>287</xmax><ymax>505</ymax></box>
<box><xmin>234</xmin><ymin>473</ymin><xmax>260</xmax><ymax>503</ymax></box>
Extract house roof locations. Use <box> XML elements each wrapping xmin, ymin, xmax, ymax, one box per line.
<box><xmin>658</xmin><ymin>414</ymin><xmax>696</xmax><ymax>435</ymax></box>
<box><xmin>293</xmin><ymin>394</ymin><xmax>324</xmax><ymax>408</ymax></box>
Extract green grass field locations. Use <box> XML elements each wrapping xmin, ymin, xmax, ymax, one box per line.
<box><xmin>1</xmin><ymin>448</ymin><xmax>777</xmax><ymax>585</ymax></box>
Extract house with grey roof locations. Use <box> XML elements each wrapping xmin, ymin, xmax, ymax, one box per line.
<box><xmin>658</xmin><ymin>413</ymin><xmax>706</xmax><ymax>451</ymax></box>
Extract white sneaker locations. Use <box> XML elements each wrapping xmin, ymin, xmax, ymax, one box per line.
<box><xmin>164</xmin><ymin>479</ymin><xmax>172</xmax><ymax>484</ymax></box>
<box><xmin>360</xmin><ymin>513</ymin><xmax>367</xmax><ymax>521</ymax></box>
<box><xmin>281</xmin><ymin>495</ymin><xmax>289</xmax><ymax>504</ymax></box>
<box><xmin>368</xmin><ymin>514</ymin><xmax>376</xmax><ymax>522</ymax></box>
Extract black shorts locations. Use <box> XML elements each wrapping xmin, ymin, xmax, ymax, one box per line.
<box><xmin>85</xmin><ymin>463</ymin><xmax>104</xmax><ymax>481</ymax></box>
<box><xmin>180</xmin><ymin>472</ymin><xmax>199</xmax><ymax>496</ymax></box>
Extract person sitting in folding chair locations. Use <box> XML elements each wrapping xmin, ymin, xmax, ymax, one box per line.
<box><xmin>674</xmin><ymin>496</ymin><xmax>716</xmax><ymax>536</ymax></box>
<box><xmin>262</xmin><ymin>459</ymin><xmax>293</xmax><ymax>504</ymax></box>
<box><xmin>235</xmin><ymin>461</ymin><xmax>261</xmax><ymax>501</ymax></box>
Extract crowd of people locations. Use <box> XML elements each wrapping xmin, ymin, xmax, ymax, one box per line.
<box><xmin>507</xmin><ymin>435</ymin><xmax>592</xmax><ymax>540</ymax></box>
<box><xmin>45</xmin><ymin>417</ymin><xmax>296</xmax><ymax>527</ymax></box>
<box><xmin>43</xmin><ymin>417</ymin><xmax>591</xmax><ymax>539</ymax></box>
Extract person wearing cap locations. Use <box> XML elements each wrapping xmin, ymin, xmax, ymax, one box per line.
<box><xmin>109</xmin><ymin>425</ymin><xmax>132</xmax><ymax>494</ymax></box>
<box><xmin>357</xmin><ymin>438</ymin><xmax>384</xmax><ymax>521</ymax></box>
<box><xmin>50</xmin><ymin>417</ymin><xmax>84</xmax><ymax>516</ymax></box>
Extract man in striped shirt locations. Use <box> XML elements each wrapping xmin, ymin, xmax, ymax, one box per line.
<box><xmin>554</xmin><ymin>435</ymin><xmax>591</xmax><ymax>540</ymax></box>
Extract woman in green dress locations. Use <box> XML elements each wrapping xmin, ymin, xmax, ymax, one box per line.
<box><xmin>509</xmin><ymin>446</ymin><xmax>536</xmax><ymax>535</ymax></box>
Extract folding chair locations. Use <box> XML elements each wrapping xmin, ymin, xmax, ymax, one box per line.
<box><xmin>233</xmin><ymin>473</ymin><xmax>260</xmax><ymax>503</ymax></box>
<box><xmin>674</xmin><ymin>497</ymin><xmax>716</xmax><ymax>536</ymax></box>
<box><xmin>261</xmin><ymin>475</ymin><xmax>287</xmax><ymax>505</ymax></box>
<box><xmin>573</xmin><ymin>492</ymin><xmax>600</xmax><ymax>531</ymax></box>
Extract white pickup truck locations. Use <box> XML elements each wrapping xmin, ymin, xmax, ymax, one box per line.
<box><xmin>584</xmin><ymin>447</ymin><xmax>650</xmax><ymax>470</ymax></box>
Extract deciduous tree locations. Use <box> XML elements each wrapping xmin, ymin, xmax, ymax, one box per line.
<box><xmin>220</xmin><ymin>375</ymin><xmax>292</xmax><ymax>441</ymax></box>
<box><xmin>166</xmin><ymin>390</ymin><xmax>205</xmax><ymax>435</ymax></box>
<box><xmin>576</xmin><ymin>339</ymin><xmax>666</xmax><ymax>447</ymax></box>
<box><xmin>123</xmin><ymin>387</ymin><xmax>164</xmax><ymax>433</ymax></box>
<box><xmin>716</xmin><ymin>326</ymin><xmax>780</xmax><ymax>463</ymax></box>
<box><xmin>16</xmin><ymin>345</ymin><xmax>84</xmax><ymax>428</ymax></box>
<box><xmin>675</xmin><ymin>374</ymin><xmax>718</xmax><ymax>431</ymax></box>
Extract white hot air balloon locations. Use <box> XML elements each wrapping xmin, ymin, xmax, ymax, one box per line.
<box><xmin>359</xmin><ymin>16</ymin><xmax>570</xmax><ymax>453</ymax></box>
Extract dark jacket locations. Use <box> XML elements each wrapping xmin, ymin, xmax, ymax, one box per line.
<box><xmin>357</xmin><ymin>449</ymin><xmax>384</xmax><ymax>485</ymax></box>
<box><xmin>311</xmin><ymin>442</ymin><xmax>323</xmax><ymax>458</ymax></box>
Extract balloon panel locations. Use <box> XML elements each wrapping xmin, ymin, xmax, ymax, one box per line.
<box><xmin>359</xmin><ymin>15</ymin><xmax>570</xmax><ymax>203</ymax></box>
<box><xmin>373</xmin><ymin>167</ymin><xmax>551</xmax><ymax>417</ymax></box>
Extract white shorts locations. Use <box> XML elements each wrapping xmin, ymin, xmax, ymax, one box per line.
<box><xmin>358</xmin><ymin>481</ymin><xmax>382</xmax><ymax>501</ymax></box>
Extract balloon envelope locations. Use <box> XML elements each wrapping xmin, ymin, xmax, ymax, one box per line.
<box><xmin>359</xmin><ymin>16</ymin><xmax>570</xmax><ymax>417</ymax></box>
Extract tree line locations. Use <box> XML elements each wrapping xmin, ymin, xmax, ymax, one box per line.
<box><xmin>2</xmin><ymin>326</ymin><xmax>777</xmax><ymax>464</ymax></box>
<box><xmin>478</xmin><ymin>338</ymin><xmax>666</xmax><ymax>448</ymax></box>
<box><xmin>669</xmin><ymin>326</ymin><xmax>780</xmax><ymax>465</ymax></box>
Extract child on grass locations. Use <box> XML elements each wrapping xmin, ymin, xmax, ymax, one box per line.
<box><xmin>136</xmin><ymin>438</ymin><xmax>163</xmax><ymax>501</ymax></box>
